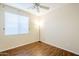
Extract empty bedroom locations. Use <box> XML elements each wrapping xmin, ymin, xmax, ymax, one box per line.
<box><xmin>0</xmin><ymin>3</ymin><xmax>79</xmax><ymax>56</ymax></box>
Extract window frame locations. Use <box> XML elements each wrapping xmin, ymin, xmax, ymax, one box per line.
<box><xmin>4</xmin><ymin>11</ymin><xmax>30</xmax><ymax>36</ymax></box>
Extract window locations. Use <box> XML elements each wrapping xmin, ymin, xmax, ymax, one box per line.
<box><xmin>5</xmin><ymin>12</ymin><xmax>29</xmax><ymax>35</ymax></box>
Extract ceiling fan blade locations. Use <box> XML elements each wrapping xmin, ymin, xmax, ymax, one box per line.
<box><xmin>39</xmin><ymin>5</ymin><xmax>49</xmax><ymax>10</ymax></box>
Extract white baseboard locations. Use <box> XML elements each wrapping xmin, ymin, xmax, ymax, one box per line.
<box><xmin>41</xmin><ymin>40</ymin><xmax>79</xmax><ymax>55</ymax></box>
<box><xmin>0</xmin><ymin>40</ymin><xmax>38</xmax><ymax>52</ymax></box>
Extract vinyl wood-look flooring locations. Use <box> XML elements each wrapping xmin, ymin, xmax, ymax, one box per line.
<box><xmin>0</xmin><ymin>41</ymin><xmax>78</xmax><ymax>56</ymax></box>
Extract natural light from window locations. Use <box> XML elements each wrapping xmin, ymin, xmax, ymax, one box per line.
<box><xmin>5</xmin><ymin>12</ymin><xmax>29</xmax><ymax>35</ymax></box>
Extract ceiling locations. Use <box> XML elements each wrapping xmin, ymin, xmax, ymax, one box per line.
<box><xmin>4</xmin><ymin>3</ymin><xmax>67</xmax><ymax>16</ymax></box>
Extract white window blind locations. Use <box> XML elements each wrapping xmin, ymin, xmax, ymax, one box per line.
<box><xmin>5</xmin><ymin>12</ymin><xmax>29</xmax><ymax>35</ymax></box>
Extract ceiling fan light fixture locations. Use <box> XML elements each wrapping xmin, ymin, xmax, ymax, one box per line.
<box><xmin>32</xmin><ymin>3</ymin><xmax>49</xmax><ymax>13</ymax></box>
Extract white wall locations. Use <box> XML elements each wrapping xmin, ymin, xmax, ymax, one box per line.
<box><xmin>0</xmin><ymin>4</ymin><xmax>39</xmax><ymax>52</ymax></box>
<box><xmin>40</xmin><ymin>4</ymin><xmax>79</xmax><ymax>55</ymax></box>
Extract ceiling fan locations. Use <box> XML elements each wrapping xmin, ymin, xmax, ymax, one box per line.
<box><xmin>31</xmin><ymin>3</ymin><xmax>49</xmax><ymax>12</ymax></box>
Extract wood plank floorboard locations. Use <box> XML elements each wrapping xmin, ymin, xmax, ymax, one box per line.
<box><xmin>0</xmin><ymin>41</ymin><xmax>78</xmax><ymax>56</ymax></box>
